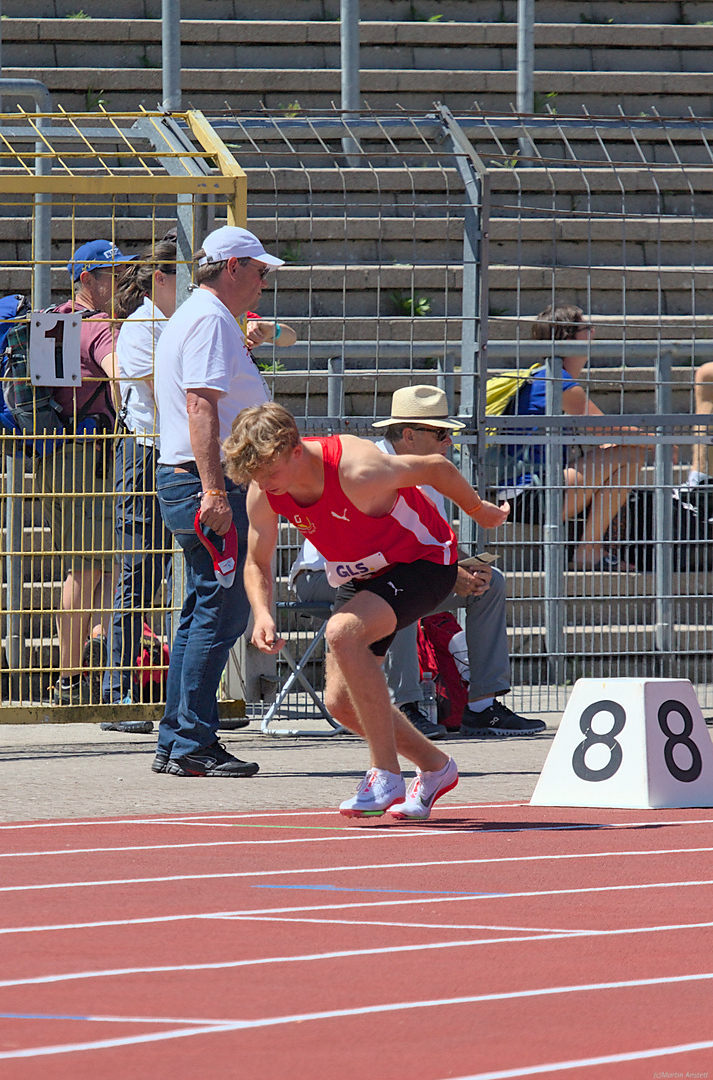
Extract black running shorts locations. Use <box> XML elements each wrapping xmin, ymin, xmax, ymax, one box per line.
<box><xmin>331</xmin><ymin>558</ymin><xmax>458</xmax><ymax>656</ymax></box>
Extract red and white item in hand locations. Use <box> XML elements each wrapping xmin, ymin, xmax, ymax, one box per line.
<box><xmin>194</xmin><ymin>511</ymin><xmax>238</xmax><ymax>589</ymax></box>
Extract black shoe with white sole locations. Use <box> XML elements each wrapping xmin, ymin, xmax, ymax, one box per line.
<box><xmin>460</xmin><ymin>701</ymin><xmax>546</xmax><ymax>737</ymax></box>
<box><xmin>165</xmin><ymin>740</ymin><xmax>260</xmax><ymax>777</ymax></box>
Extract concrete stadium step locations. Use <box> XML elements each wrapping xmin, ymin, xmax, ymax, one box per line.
<box><xmin>6</xmin><ymin>18</ymin><xmax>713</xmax><ymax>70</ymax></box>
<box><xmin>4</xmin><ymin>3</ymin><xmax>713</xmax><ymax>23</ymax></box>
<box><xmin>3</xmin><ymin>68</ymin><xmax>712</xmax><ymax>117</ymax></box>
<box><xmin>508</xmin><ymin>595</ymin><xmax>713</xmax><ymax>628</ymax></box>
<box><xmin>5</xmin><ymin>15</ymin><xmax>713</xmax><ymax>115</ymax></box>
<box><xmin>507</xmin><ymin>623</ymin><xmax>713</xmax><ymax>657</ymax></box>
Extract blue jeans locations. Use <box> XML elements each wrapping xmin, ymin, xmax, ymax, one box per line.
<box><xmin>156</xmin><ymin>464</ymin><xmax>250</xmax><ymax>759</ymax></box>
<box><xmin>104</xmin><ymin>439</ymin><xmax>172</xmax><ymax>703</ymax></box>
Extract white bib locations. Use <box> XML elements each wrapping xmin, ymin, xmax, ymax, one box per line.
<box><xmin>325</xmin><ymin>550</ymin><xmax>389</xmax><ymax>587</ymax></box>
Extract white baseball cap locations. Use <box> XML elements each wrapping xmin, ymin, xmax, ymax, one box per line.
<box><xmin>198</xmin><ymin>226</ymin><xmax>284</xmax><ymax>268</ymax></box>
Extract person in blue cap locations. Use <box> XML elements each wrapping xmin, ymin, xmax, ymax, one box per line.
<box><xmin>40</xmin><ymin>238</ymin><xmax>133</xmax><ymax>705</ymax></box>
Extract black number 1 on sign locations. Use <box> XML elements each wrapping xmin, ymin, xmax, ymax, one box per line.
<box><xmin>657</xmin><ymin>700</ymin><xmax>703</xmax><ymax>783</ymax></box>
<box><xmin>44</xmin><ymin>319</ymin><xmax>65</xmax><ymax>381</ymax></box>
<box><xmin>571</xmin><ymin>700</ymin><xmax>626</xmax><ymax>783</ymax></box>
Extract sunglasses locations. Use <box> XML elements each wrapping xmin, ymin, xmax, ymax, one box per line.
<box><xmin>409</xmin><ymin>426</ymin><xmax>451</xmax><ymax>442</ymax></box>
<box><xmin>238</xmin><ymin>258</ymin><xmax>272</xmax><ymax>280</ymax></box>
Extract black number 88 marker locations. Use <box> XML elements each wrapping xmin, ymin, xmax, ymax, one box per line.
<box><xmin>572</xmin><ymin>700</ymin><xmax>626</xmax><ymax>783</ymax></box>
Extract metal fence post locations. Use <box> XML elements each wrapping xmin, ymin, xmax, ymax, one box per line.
<box><xmin>517</xmin><ymin>1</ymin><xmax>536</xmax><ymax>161</ymax></box>
<box><xmin>655</xmin><ymin>347</ymin><xmax>673</xmax><ymax>662</ymax></box>
<box><xmin>517</xmin><ymin>0</ymin><xmax>535</xmax><ymax>114</ymax></box>
<box><xmin>438</xmin><ymin>107</ymin><xmax>490</xmax><ymax>555</ymax></box>
<box><xmin>340</xmin><ymin>0</ymin><xmax>361</xmax><ymax>164</ymax></box>
<box><xmin>162</xmin><ymin>0</ymin><xmax>181</xmax><ymax>112</ymax></box>
<box><xmin>327</xmin><ymin>357</ymin><xmax>344</xmax><ymax>421</ymax></box>
<box><xmin>544</xmin><ymin>351</ymin><xmax>564</xmax><ymax>685</ymax></box>
<box><xmin>3</xmin><ymin>446</ymin><xmax>25</xmax><ymax>698</ymax></box>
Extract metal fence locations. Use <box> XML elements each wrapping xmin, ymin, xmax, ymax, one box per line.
<box><xmin>3</xmin><ymin>106</ymin><xmax>713</xmax><ymax>720</ymax></box>
<box><xmin>0</xmin><ymin>108</ymin><xmax>246</xmax><ymax>720</ymax></box>
<box><xmin>212</xmin><ymin>108</ymin><xmax>713</xmax><ymax>719</ymax></box>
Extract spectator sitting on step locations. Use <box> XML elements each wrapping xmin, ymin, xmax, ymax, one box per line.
<box><xmin>681</xmin><ymin>362</ymin><xmax>713</xmax><ymax>489</ymax></box>
<box><xmin>291</xmin><ymin>385</ymin><xmax>545</xmax><ymax>739</ymax></box>
<box><xmin>503</xmin><ymin>304</ymin><xmax>646</xmax><ymax>572</ymax></box>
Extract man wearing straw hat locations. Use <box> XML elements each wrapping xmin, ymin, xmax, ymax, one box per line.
<box><xmin>224</xmin><ymin>395</ymin><xmax>509</xmax><ymax>821</ymax></box>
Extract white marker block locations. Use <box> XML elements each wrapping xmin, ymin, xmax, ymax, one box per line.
<box><xmin>530</xmin><ymin>678</ymin><xmax>713</xmax><ymax>809</ymax></box>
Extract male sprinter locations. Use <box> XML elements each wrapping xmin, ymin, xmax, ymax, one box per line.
<box><xmin>224</xmin><ymin>402</ymin><xmax>509</xmax><ymax>820</ymax></box>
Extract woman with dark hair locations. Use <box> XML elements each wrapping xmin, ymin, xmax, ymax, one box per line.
<box><xmin>100</xmin><ymin>238</ymin><xmax>177</xmax><ymax>719</ymax></box>
<box><xmin>510</xmin><ymin>304</ymin><xmax>645</xmax><ymax>571</ymax></box>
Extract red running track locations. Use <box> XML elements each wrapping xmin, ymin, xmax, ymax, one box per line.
<box><xmin>1</xmin><ymin>802</ymin><xmax>713</xmax><ymax>1079</ymax></box>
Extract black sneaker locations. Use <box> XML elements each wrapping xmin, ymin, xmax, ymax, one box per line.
<box><xmin>399</xmin><ymin>701</ymin><xmax>447</xmax><ymax>741</ymax></box>
<box><xmin>52</xmin><ymin>676</ymin><xmax>91</xmax><ymax>706</ymax></box>
<box><xmin>101</xmin><ymin>720</ymin><xmax>155</xmax><ymax>735</ymax></box>
<box><xmin>460</xmin><ymin>700</ymin><xmax>546</xmax><ymax>737</ymax></box>
<box><xmin>82</xmin><ymin>633</ymin><xmax>107</xmax><ymax>703</ymax></box>
<box><xmin>165</xmin><ymin>740</ymin><xmax>260</xmax><ymax>777</ymax></box>
<box><xmin>152</xmin><ymin>747</ymin><xmax>170</xmax><ymax>773</ymax></box>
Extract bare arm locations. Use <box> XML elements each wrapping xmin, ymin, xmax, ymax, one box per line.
<box><xmin>353</xmin><ymin>448</ymin><xmax>510</xmax><ymax>529</ymax></box>
<box><xmin>563</xmin><ymin>385</ymin><xmax>643</xmax><ymax>439</ymax></box>
<box><xmin>246</xmin><ymin>319</ymin><xmax>298</xmax><ymax>349</ymax></box>
<box><xmin>99</xmin><ymin>351</ymin><xmax>121</xmax><ymax>414</ymax></box>
<box><xmin>186</xmin><ymin>387</ymin><xmax>232</xmax><ymax>536</ymax></box>
<box><xmin>244</xmin><ymin>485</ymin><xmax>284</xmax><ymax>654</ymax></box>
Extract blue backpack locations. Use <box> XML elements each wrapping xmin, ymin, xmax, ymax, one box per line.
<box><xmin>0</xmin><ymin>293</ymin><xmax>30</xmax><ymax>436</ymax></box>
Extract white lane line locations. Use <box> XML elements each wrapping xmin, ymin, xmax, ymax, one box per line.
<box><xmin>0</xmin><ymin>973</ymin><xmax>711</xmax><ymax>1059</ymax></box>
<box><xmin>216</xmin><ymin>915</ymin><xmax>587</xmax><ymax>934</ymax></box>
<box><xmin>0</xmin><ymin>803</ymin><xmax>528</xmax><ymax>832</ymax></box>
<box><xmin>444</xmin><ymin>1039</ymin><xmax>713</xmax><ymax>1079</ymax></box>
<box><xmin>2</xmin><ymin>868</ymin><xmax>713</xmax><ymax>903</ymax></box>
<box><xmin>3</xmin><ymin>842</ymin><xmax>713</xmax><ymax>866</ymax></box>
<box><xmin>0</xmin><ymin>812</ymin><xmax>712</xmax><ymax>843</ymax></box>
<box><xmin>2</xmin><ymin>922</ymin><xmax>713</xmax><ymax>989</ymax></box>
<box><xmin>0</xmin><ymin>934</ymin><xmax>580</xmax><ymax>989</ymax></box>
<box><xmin>5</xmin><ymin>901</ymin><xmax>713</xmax><ymax>942</ymax></box>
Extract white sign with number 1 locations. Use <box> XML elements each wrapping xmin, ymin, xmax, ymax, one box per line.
<box><xmin>530</xmin><ymin>678</ymin><xmax>713</xmax><ymax>809</ymax></box>
<box><xmin>29</xmin><ymin>312</ymin><xmax>83</xmax><ymax>387</ymax></box>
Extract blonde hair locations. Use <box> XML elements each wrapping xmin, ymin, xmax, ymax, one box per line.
<box><xmin>223</xmin><ymin>402</ymin><xmax>301</xmax><ymax>483</ymax></box>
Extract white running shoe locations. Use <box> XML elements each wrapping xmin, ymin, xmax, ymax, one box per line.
<box><xmin>388</xmin><ymin>756</ymin><xmax>458</xmax><ymax>820</ymax></box>
<box><xmin>339</xmin><ymin>768</ymin><xmax>406</xmax><ymax>818</ymax></box>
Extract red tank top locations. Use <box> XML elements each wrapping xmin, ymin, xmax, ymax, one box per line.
<box><xmin>267</xmin><ymin>435</ymin><xmax>457</xmax><ymax>586</ymax></box>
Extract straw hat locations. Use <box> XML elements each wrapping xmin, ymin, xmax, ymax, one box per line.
<box><xmin>372</xmin><ymin>384</ymin><xmax>465</xmax><ymax>430</ymax></box>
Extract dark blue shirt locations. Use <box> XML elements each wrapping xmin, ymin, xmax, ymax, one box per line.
<box><xmin>511</xmin><ymin>364</ymin><xmax>580</xmax><ymax>466</ymax></box>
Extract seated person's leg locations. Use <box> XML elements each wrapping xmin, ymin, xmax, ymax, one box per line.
<box><xmin>458</xmin><ymin>568</ymin><xmax>545</xmax><ymax>736</ymax></box>
<box><xmin>567</xmin><ymin>444</ymin><xmax>645</xmax><ymax>569</ymax></box>
<box><xmin>689</xmin><ymin>362</ymin><xmax>713</xmax><ymax>485</ymax></box>
<box><xmin>383</xmin><ymin>623</ymin><xmax>445</xmax><ymax>740</ymax></box>
<box><xmin>293</xmin><ymin>567</ymin><xmax>337</xmax><ymax>606</ymax></box>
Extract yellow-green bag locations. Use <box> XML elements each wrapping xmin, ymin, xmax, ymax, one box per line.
<box><xmin>485</xmin><ymin>362</ymin><xmax>543</xmax><ymax>417</ymax></box>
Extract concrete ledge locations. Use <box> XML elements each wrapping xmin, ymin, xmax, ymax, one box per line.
<box><xmin>10</xmin><ymin>66</ymin><xmax>713</xmax><ymax>96</ymax></box>
<box><xmin>4</xmin><ymin>20</ymin><xmax>713</xmax><ymax>48</ymax></box>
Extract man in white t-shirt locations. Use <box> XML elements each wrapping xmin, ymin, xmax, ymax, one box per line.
<box><xmin>152</xmin><ymin>226</ymin><xmax>284</xmax><ymax>778</ymax></box>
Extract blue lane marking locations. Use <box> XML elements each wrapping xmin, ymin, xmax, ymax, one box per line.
<box><xmin>252</xmin><ymin>884</ymin><xmax>504</xmax><ymax>896</ymax></box>
<box><xmin>0</xmin><ymin>1012</ymin><xmax>92</xmax><ymax>1021</ymax></box>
